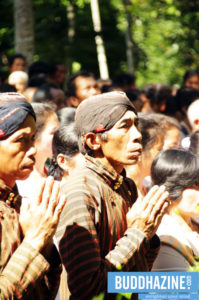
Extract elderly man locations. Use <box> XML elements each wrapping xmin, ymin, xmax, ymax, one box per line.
<box><xmin>56</xmin><ymin>91</ymin><xmax>169</xmax><ymax>299</ymax></box>
<box><xmin>0</xmin><ymin>93</ymin><xmax>66</xmax><ymax>299</ymax></box>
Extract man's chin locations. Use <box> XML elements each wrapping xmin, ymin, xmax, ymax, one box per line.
<box><xmin>17</xmin><ymin>169</ymin><xmax>34</xmax><ymax>180</ymax></box>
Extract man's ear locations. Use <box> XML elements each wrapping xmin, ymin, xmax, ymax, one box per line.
<box><xmin>85</xmin><ymin>133</ymin><xmax>101</xmax><ymax>151</ymax></box>
<box><xmin>57</xmin><ymin>153</ymin><xmax>69</xmax><ymax>175</ymax></box>
<box><xmin>68</xmin><ymin>96</ymin><xmax>80</xmax><ymax>108</ymax></box>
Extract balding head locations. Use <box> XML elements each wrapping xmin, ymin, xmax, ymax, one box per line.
<box><xmin>187</xmin><ymin>99</ymin><xmax>199</xmax><ymax>132</ymax></box>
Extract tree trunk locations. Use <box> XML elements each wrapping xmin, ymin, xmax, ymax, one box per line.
<box><xmin>90</xmin><ymin>0</ymin><xmax>109</xmax><ymax>79</ymax></box>
<box><xmin>66</xmin><ymin>0</ymin><xmax>75</xmax><ymax>75</ymax></box>
<box><xmin>123</xmin><ymin>0</ymin><xmax>134</xmax><ymax>75</ymax></box>
<box><xmin>14</xmin><ymin>0</ymin><xmax>34</xmax><ymax>67</ymax></box>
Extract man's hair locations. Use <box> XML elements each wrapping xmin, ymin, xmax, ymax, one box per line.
<box><xmin>66</xmin><ymin>70</ymin><xmax>95</xmax><ymax>98</ymax></box>
<box><xmin>8</xmin><ymin>71</ymin><xmax>28</xmax><ymax>85</ymax></box>
<box><xmin>28</xmin><ymin>61</ymin><xmax>50</xmax><ymax>79</ymax></box>
<box><xmin>8</xmin><ymin>53</ymin><xmax>26</xmax><ymax>67</ymax></box>
<box><xmin>33</xmin><ymin>82</ymin><xmax>59</xmax><ymax>103</ymax></box>
<box><xmin>57</xmin><ymin>107</ymin><xmax>76</xmax><ymax>126</ymax></box>
<box><xmin>151</xmin><ymin>149</ymin><xmax>199</xmax><ymax>200</ymax></box>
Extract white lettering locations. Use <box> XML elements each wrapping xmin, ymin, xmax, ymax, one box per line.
<box><xmin>153</xmin><ymin>276</ymin><xmax>160</xmax><ymax>289</ymax></box>
<box><xmin>123</xmin><ymin>276</ymin><xmax>129</xmax><ymax>289</ymax></box>
<box><xmin>171</xmin><ymin>276</ymin><xmax>179</xmax><ymax>289</ymax></box>
<box><xmin>138</xmin><ymin>276</ymin><xmax>145</xmax><ymax>289</ymax></box>
<box><xmin>160</xmin><ymin>276</ymin><xmax>167</xmax><ymax>289</ymax></box>
<box><xmin>115</xmin><ymin>276</ymin><xmax>121</xmax><ymax>289</ymax></box>
<box><xmin>146</xmin><ymin>275</ymin><xmax>153</xmax><ymax>289</ymax></box>
<box><xmin>180</xmin><ymin>276</ymin><xmax>186</xmax><ymax>290</ymax></box>
<box><xmin>130</xmin><ymin>276</ymin><xmax>137</xmax><ymax>289</ymax></box>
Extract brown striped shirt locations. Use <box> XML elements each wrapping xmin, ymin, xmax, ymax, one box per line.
<box><xmin>0</xmin><ymin>183</ymin><xmax>62</xmax><ymax>299</ymax></box>
<box><xmin>56</xmin><ymin>155</ymin><xmax>160</xmax><ymax>300</ymax></box>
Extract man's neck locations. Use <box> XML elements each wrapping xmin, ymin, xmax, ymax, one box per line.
<box><xmin>0</xmin><ymin>177</ymin><xmax>15</xmax><ymax>189</ymax></box>
<box><xmin>93</xmin><ymin>155</ymin><xmax>123</xmax><ymax>174</ymax></box>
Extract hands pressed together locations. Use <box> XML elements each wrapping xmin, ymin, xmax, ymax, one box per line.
<box><xmin>127</xmin><ymin>185</ymin><xmax>170</xmax><ymax>240</ymax></box>
<box><xmin>19</xmin><ymin>176</ymin><xmax>66</xmax><ymax>255</ymax></box>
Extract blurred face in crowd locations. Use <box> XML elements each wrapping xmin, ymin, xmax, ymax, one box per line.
<box><xmin>54</xmin><ymin>64</ymin><xmax>67</xmax><ymax>85</ymax></box>
<box><xmin>163</xmin><ymin>127</ymin><xmax>181</xmax><ymax>150</ymax></box>
<box><xmin>50</xmin><ymin>88</ymin><xmax>66</xmax><ymax>110</ymax></box>
<box><xmin>141</xmin><ymin>136</ymin><xmax>163</xmax><ymax>178</ymax></box>
<box><xmin>10</xmin><ymin>58</ymin><xmax>26</xmax><ymax>73</ymax></box>
<box><xmin>0</xmin><ymin>115</ymin><xmax>37</xmax><ymax>187</ymax></box>
<box><xmin>184</xmin><ymin>75</ymin><xmax>199</xmax><ymax>90</ymax></box>
<box><xmin>75</xmin><ymin>76</ymin><xmax>100</xmax><ymax>104</ymax></box>
<box><xmin>35</xmin><ymin>112</ymin><xmax>59</xmax><ymax>176</ymax></box>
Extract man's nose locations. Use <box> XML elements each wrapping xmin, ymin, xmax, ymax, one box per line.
<box><xmin>130</xmin><ymin>126</ymin><xmax>142</xmax><ymax>142</ymax></box>
<box><xmin>27</xmin><ymin>144</ymin><xmax>37</xmax><ymax>157</ymax></box>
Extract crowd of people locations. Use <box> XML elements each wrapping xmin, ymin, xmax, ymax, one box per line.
<box><xmin>0</xmin><ymin>53</ymin><xmax>199</xmax><ymax>299</ymax></box>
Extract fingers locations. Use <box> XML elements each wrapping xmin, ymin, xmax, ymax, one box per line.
<box><xmin>142</xmin><ymin>185</ymin><xmax>160</xmax><ymax>209</ymax></box>
<box><xmin>40</xmin><ymin>176</ymin><xmax>55</xmax><ymax>209</ymax></box>
<box><xmin>153</xmin><ymin>201</ymin><xmax>169</xmax><ymax>229</ymax></box>
<box><xmin>53</xmin><ymin>194</ymin><xmax>67</xmax><ymax>221</ymax></box>
<box><xmin>20</xmin><ymin>196</ymin><xmax>31</xmax><ymax>214</ymax></box>
<box><xmin>47</xmin><ymin>180</ymin><xmax>60</xmax><ymax>213</ymax></box>
<box><xmin>35</xmin><ymin>178</ymin><xmax>46</xmax><ymax>205</ymax></box>
<box><xmin>144</xmin><ymin>185</ymin><xmax>167</xmax><ymax>215</ymax></box>
<box><xmin>148</xmin><ymin>190</ymin><xmax>169</xmax><ymax>223</ymax></box>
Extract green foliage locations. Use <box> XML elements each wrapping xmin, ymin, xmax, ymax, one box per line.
<box><xmin>1</xmin><ymin>0</ymin><xmax>199</xmax><ymax>85</ymax></box>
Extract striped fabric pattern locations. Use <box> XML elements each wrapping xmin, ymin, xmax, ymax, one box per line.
<box><xmin>56</xmin><ymin>155</ymin><xmax>160</xmax><ymax>299</ymax></box>
<box><xmin>0</xmin><ymin>190</ymin><xmax>62</xmax><ymax>299</ymax></box>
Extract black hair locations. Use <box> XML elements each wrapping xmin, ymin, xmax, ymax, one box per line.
<box><xmin>189</xmin><ymin>130</ymin><xmax>199</xmax><ymax>156</ymax></box>
<box><xmin>0</xmin><ymin>83</ymin><xmax>17</xmax><ymax>93</ymax></box>
<box><xmin>8</xmin><ymin>54</ymin><xmax>26</xmax><ymax>67</ymax></box>
<box><xmin>151</xmin><ymin>149</ymin><xmax>199</xmax><ymax>200</ymax></box>
<box><xmin>175</xmin><ymin>87</ymin><xmax>199</xmax><ymax>113</ymax></box>
<box><xmin>66</xmin><ymin>70</ymin><xmax>95</xmax><ymax>98</ymax></box>
<box><xmin>28</xmin><ymin>61</ymin><xmax>50</xmax><ymax>79</ymax></box>
<box><xmin>113</xmin><ymin>73</ymin><xmax>135</xmax><ymax>88</ymax></box>
<box><xmin>56</xmin><ymin>107</ymin><xmax>76</xmax><ymax>125</ymax></box>
<box><xmin>48</xmin><ymin>123</ymin><xmax>79</xmax><ymax>179</ymax></box>
<box><xmin>125</xmin><ymin>89</ymin><xmax>143</xmax><ymax>112</ymax></box>
<box><xmin>49</xmin><ymin>63</ymin><xmax>65</xmax><ymax>76</ymax></box>
<box><xmin>33</xmin><ymin>82</ymin><xmax>59</xmax><ymax>103</ymax></box>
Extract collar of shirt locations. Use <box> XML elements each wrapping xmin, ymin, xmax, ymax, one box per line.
<box><xmin>85</xmin><ymin>155</ymin><xmax>124</xmax><ymax>190</ymax></box>
<box><xmin>0</xmin><ymin>182</ymin><xmax>21</xmax><ymax>207</ymax></box>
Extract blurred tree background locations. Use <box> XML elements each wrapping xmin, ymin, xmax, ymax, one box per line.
<box><xmin>1</xmin><ymin>0</ymin><xmax>199</xmax><ymax>87</ymax></box>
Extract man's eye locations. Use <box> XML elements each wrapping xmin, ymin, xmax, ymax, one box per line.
<box><xmin>120</xmin><ymin>123</ymin><xmax>130</xmax><ymax>129</ymax></box>
<box><xmin>17</xmin><ymin>137</ymin><xmax>25</xmax><ymax>142</ymax></box>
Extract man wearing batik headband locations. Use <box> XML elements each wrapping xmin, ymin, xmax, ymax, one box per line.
<box><xmin>56</xmin><ymin>91</ymin><xmax>170</xmax><ymax>299</ymax></box>
<box><xmin>0</xmin><ymin>93</ymin><xmax>66</xmax><ymax>299</ymax></box>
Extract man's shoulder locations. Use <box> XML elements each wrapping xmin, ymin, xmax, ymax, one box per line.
<box><xmin>61</xmin><ymin>164</ymin><xmax>100</xmax><ymax>194</ymax></box>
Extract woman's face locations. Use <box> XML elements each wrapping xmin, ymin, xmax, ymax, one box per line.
<box><xmin>141</xmin><ymin>136</ymin><xmax>163</xmax><ymax>177</ymax></box>
<box><xmin>35</xmin><ymin>112</ymin><xmax>59</xmax><ymax>176</ymax></box>
<box><xmin>163</xmin><ymin>127</ymin><xmax>181</xmax><ymax>150</ymax></box>
<box><xmin>177</xmin><ymin>186</ymin><xmax>199</xmax><ymax>218</ymax></box>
